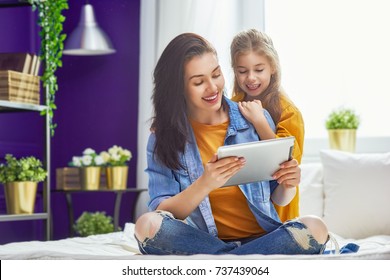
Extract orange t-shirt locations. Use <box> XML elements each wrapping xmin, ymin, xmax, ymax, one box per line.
<box><xmin>190</xmin><ymin>119</ymin><xmax>265</xmax><ymax>240</ymax></box>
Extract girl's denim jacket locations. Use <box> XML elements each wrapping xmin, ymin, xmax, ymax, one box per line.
<box><xmin>145</xmin><ymin>97</ymin><xmax>283</xmax><ymax>237</ymax></box>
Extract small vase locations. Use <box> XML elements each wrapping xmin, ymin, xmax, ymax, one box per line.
<box><xmin>79</xmin><ymin>167</ymin><xmax>101</xmax><ymax>190</ymax></box>
<box><xmin>328</xmin><ymin>129</ymin><xmax>356</xmax><ymax>152</ymax></box>
<box><xmin>3</xmin><ymin>181</ymin><xmax>38</xmax><ymax>214</ymax></box>
<box><xmin>106</xmin><ymin>166</ymin><xmax>128</xmax><ymax>190</ymax></box>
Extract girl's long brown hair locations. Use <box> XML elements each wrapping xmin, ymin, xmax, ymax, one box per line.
<box><xmin>231</xmin><ymin>29</ymin><xmax>282</xmax><ymax>124</ymax></box>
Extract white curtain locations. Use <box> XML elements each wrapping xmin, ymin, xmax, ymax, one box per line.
<box><xmin>265</xmin><ymin>0</ymin><xmax>390</xmax><ymax>139</ymax></box>
<box><xmin>136</xmin><ymin>0</ymin><xmax>265</xmax><ymax>217</ymax></box>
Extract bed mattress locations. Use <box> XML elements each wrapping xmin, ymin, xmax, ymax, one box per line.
<box><xmin>1</xmin><ymin>223</ymin><xmax>389</xmax><ymax>260</ymax></box>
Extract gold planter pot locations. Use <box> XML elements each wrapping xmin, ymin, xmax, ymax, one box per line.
<box><xmin>106</xmin><ymin>166</ymin><xmax>128</xmax><ymax>190</ymax></box>
<box><xmin>3</xmin><ymin>181</ymin><xmax>38</xmax><ymax>214</ymax></box>
<box><xmin>328</xmin><ymin>129</ymin><xmax>356</xmax><ymax>152</ymax></box>
<box><xmin>79</xmin><ymin>167</ymin><xmax>101</xmax><ymax>190</ymax></box>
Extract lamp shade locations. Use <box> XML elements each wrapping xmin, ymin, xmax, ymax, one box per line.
<box><xmin>63</xmin><ymin>4</ymin><xmax>115</xmax><ymax>55</ymax></box>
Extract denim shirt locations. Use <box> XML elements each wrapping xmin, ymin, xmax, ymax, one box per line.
<box><xmin>145</xmin><ymin>96</ymin><xmax>283</xmax><ymax>237</ymax></box>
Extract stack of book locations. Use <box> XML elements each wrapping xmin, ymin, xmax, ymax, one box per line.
<box><xmin>0</xmin><ymin>52</ymin><xmax>41</xmax><ymax>105</ymax></box>
<box><xmin>0</xmin><ymin>52</ymin><xmax>41</xmax><ymax>76</ymax></box>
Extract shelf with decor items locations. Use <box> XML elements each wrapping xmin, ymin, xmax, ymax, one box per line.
<box><xmin>0</xmin><ymin>2</ymin><xmax>51</xmax><ymax>241</ymax></box>
<box><xmin>54</xmin><ymin>144</ymin><xmax>141</xmax><ymax>237</ymax></box>
<box><xmin>0</xmin><ymin>100</ymin><xmax>51</xmax><ymax>241</ymax></box>
<box><xmin>0</xmin><ymin>101</ymin><xmax>51</xmax><ymax>241</ymax></box>
<box><xmin>53</xmin><ymin>187</ymin><xmax>147</xmax><ymax>237</ymax></box>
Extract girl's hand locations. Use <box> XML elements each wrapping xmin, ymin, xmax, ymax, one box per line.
<box><xmin>238</xmin><ymin>100</ymin><xmax>275</xmax><ymax>140</ymax></box>
<box><xmin>272</xmin><ymin>158</ymin><xmax>301</xmax><ymax>188</ymax></box>
<box><xmin>238</xmin><ymin>100</ymin><xmax>265</xmax><ymax>124</ymax></box>
<box><xmin>200</xmin><ymin>154</ymin><xmax>246</xmax><ymax>190</ymax></box>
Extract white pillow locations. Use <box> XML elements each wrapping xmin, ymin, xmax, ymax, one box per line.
<box><xmin>320</xmin><ymin>149</ymin><xmax>390</xmax><ymax>239</ymax></box>
<box><xmin>299</xmin><ymin>163</ymin><xmax>324</xmax><ymax>217</ymax></box>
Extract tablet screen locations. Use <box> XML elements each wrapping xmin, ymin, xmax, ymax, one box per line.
<box><xmin>217</xmin><ymin>136</ymin><xmax>295</xmax><ymax>186</ymax></box>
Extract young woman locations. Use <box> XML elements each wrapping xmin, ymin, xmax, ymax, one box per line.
<box><xmin>230</xmin><ymin>29</ymin><xmax>304</xmax><ymax>222</ymax></box>
<box><xmin>134</xmin><ymin>33</ymin><xmax>329</xmax><ymax>255</ymax></box>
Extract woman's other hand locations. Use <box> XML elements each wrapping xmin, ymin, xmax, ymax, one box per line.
<box><xmin>272</xmin><ymin>158</ymin><xmax>301</xmax><ymax>189</ymax></box>
<box><xmin>200</xmin><ymin>154</ymin><xmax>246</xmax><ymax>190</ymax></box>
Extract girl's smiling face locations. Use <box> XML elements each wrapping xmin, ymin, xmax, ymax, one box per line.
<box><xmin>184</xmin><ymin>52</ymin><xmax>225</xmax><ymax>122</ymax></box>
<box><xmin>234</xmin><ymin>51</ymin><xmax>274</xmax><ymax>100</ymax></box>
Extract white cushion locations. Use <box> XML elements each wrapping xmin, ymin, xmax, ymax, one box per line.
<box><xmin>299</xmin><ymin>163</ymin><xmax>324</xmax><ymax>217</ymax></box>
<box><xmin>320</xmin><ymin>149</ymin><xmax>390</xmax><ymax>239</ymax></box>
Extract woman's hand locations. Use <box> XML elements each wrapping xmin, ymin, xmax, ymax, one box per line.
<box><xmin>199</xmin><ymin>154</ymin><xmax>246</xmax><ymax>190</ymax></box>
<box><xmin>270</xmin><ymin>158</ymin><xmax>300</xmax><ymax>206</ymax></box>
<box><xmin>272</xmin><ymin>158</ymin><xmax>301</xmax><ymax>188</ymax></box>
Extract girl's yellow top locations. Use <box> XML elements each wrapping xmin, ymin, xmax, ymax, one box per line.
<box><xmin>231</xmin><ymin>92</ymin><xmax>304</xmax><ymax>221</ymax></box>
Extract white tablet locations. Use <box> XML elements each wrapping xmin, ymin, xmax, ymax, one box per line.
<box><xmin>217</xmin><ymin>136</ymin><xmax>295</xmax><ymax>186</ymax></box>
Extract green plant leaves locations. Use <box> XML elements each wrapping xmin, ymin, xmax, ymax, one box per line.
<box><xmin>73</xmin><ymin>211</ymin><xmax>116</xmax><ymax>237</ymax></box>
<box><xmin>28</xmin><ymin>0</ymin><xmax>69</xmax><ymax>136</ymax></box>
<box><xmin>325</xmin><ymin>108</ymin><xmax>360</xmax><ymax>129</ymax></box>
<box><xmin>0</xmin><ymin>154</ymin><xmax>47</xmax><ymax>184</ymax></box>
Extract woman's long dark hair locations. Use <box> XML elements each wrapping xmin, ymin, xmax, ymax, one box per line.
<box><xmin>151</xmin><ymin>33</ymin><xmax>217</xmax><ymax>170</ymax></box>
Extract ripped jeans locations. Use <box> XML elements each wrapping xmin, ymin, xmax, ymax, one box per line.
<box><xmin>135</xmin><ymin>211</ymin><xmax>327</xmax><ymax>255</ymax></box>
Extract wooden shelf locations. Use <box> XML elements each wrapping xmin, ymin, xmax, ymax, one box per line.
<box><xmin>0</xmin><ymin>213</ymin><xmax>48</xmax><ymax>222</ymax></box>
<box><xmin>53</xmin><ymin>188</ymin><xmax>147</xmax><ymax>237</ymax></box>
<box><xmin>0</xmin><ymin>1</ymin><xmax>30</xmax><ymax>8</ymax></box>
<box><xmin>0</xmin><ymin>2</ymin><xmax>51</xmax><ymax>241</ymax></box>
<box><xmin>0</xmin><ymin>100</ymin><xmax>47</xmax><ymax>112</ymax></box>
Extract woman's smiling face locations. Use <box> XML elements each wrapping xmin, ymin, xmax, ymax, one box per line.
<box><xmin>184</xmin><ymin>52</ymin><xmax>225</xmax><ymax>120</ymax></box>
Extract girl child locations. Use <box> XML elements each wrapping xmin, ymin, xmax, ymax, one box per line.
<box><xmin>134</xmin><ymin>32</ymin><xmax>329</xmax><ymax>255</ymax></box>
<box><xmin>230</xmin><ymin>29</ymin><xmax>304</xmax><ymax>222</ymax></box>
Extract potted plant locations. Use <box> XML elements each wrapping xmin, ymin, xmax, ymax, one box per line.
<box><xmin>100</xmin><ymin>145</ymin><xmax>132</xmax><ymax>190</ymax></box>
<box><xmin>73</xmin><ymin>211</ymin><xmax>116</xmax><ymax>237</ymax></box>
<box><xmin>325</xmin><ymin>108</ymin><xmax>360</xmax><ymax>152</ymax></box>
<box><xmin>0</xmin><ymin>154</ymin><xmax>47</xmax><ymax>214</ymax></box>
<box><xmin>69</xmin><ymin>148</ymin><xmax>105</xmax><ymax>190</ymax></box>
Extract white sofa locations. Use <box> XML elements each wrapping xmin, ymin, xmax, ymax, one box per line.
<box><xmin>299</xmin><ymin>149</ymin><xmax>390</xmax><ymax>255</ymax></box>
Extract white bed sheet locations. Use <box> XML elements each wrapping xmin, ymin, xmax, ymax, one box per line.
<box><xmin>1</xmin><ymin>223</ymin><xmax>390</xmax><ymax>260</ymax></box>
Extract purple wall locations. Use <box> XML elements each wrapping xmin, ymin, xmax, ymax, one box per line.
<box><xmin>0</xmin><ymin>0</ymin><xmax>140</xmax><ymax>243</ymax></box>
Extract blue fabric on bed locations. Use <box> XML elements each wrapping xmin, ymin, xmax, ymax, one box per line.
<box><xmin>323</xmin><ymin>243</ymin><xmax>360</xmax><ymax>254</ymax></box>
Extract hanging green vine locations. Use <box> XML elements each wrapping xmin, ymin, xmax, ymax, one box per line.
<box><xmin>28</xmin><ymin>0</ymin><xmax>69</xmax><ymax>136</ymax></box>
